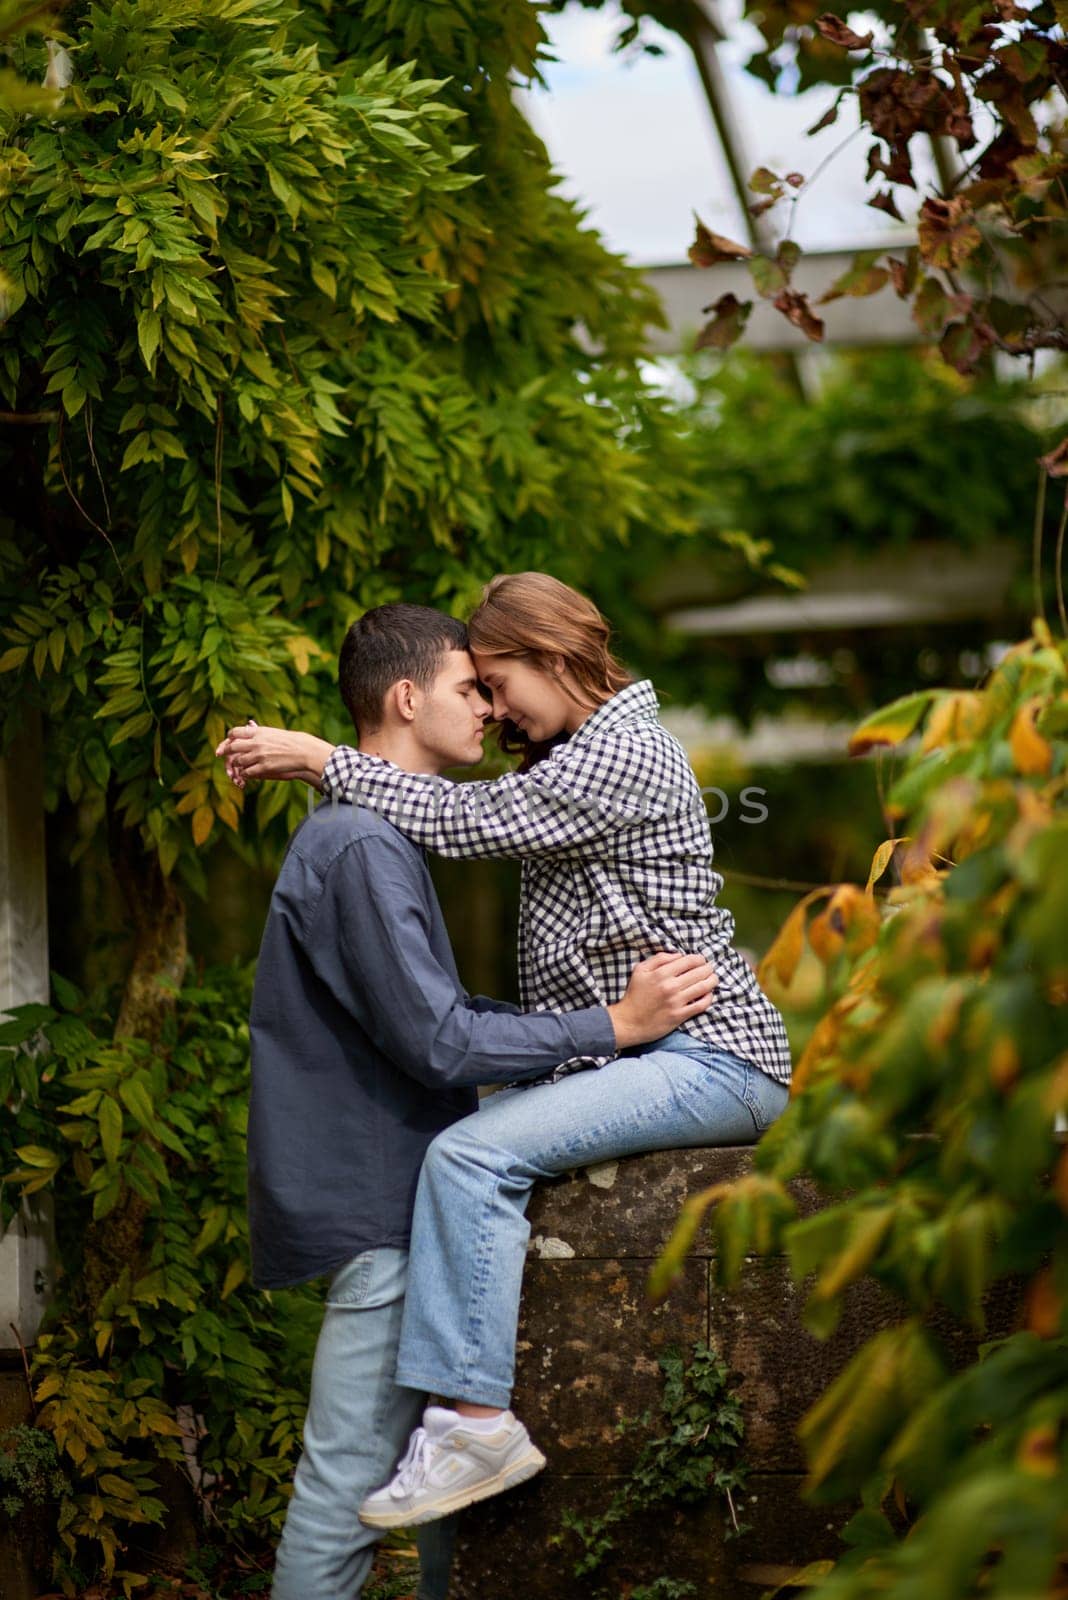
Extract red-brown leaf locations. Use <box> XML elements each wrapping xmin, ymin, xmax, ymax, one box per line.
<box><xmin>869</xmin><ymin>188</ymin><xmax>904</xmax><ymax>221</ymax></box>
<box><xmin>695</xmin><ymin>293</ymin><xmax>754</xmax><ymax>351</ymax></box>
<box><xmin>807</xmin><ymin>100</ymin><xmax>840</xmax><ymax>136</ymax></box>
<box><xmin>773</xmin><ymin>289</ymin><xmax>825</xmax><ymax>342</ymax></box>
<box><xmin>940</xmin><ymin>319</ymin><xmax>993</xmax><ymax>375</ymax></box>
<box><xmin>689</xmin><ymin>219</ymin><xmax>754</xmax><ymax>267</ymax></box>
<box><xmin>917</xmin><ymin>196</ymin><xmax>983</xmax><ymax>269</ymax></box>
<box><xmin>887</xmin><ymin>252</ymin><xmax>917</xmax><ymax>298</ymax></box>
<box><xmin>816</xmin><ymin>13</ymin><xmax>874</xmax><ymax>50</ymax></box>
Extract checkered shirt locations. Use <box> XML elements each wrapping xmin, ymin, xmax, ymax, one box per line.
<box><xmin>320</xmin><ymin>680</ymin><xmax>792</xmax><ymax>1087</ymax></box>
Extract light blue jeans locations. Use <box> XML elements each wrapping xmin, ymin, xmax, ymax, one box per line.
<box><xmin>394</xmin><ymin>1031</ymin><xmax>790</xmax><ymax>1408</ymax></box>
<box><xmin>272</xmin><ymin>1247</ymin><xmax>456</xmax><ymax>1600</ymax></box>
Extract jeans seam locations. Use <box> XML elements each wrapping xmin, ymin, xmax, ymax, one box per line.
<box><xmin>455</xmin><ymin>1169</ymin><xmax>508</xmax><ymax>1398</ymax></box>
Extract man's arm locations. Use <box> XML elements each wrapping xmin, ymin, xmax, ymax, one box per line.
<box><xmin>298</xmin><ymin>831</ymin><xmax>609</xmax><ymax>1088</ymax></box>
<box><xmin>463</xmin><ymin>994</ymin><xmax>523</xmax><ymax>1017</ymax></box>
<box><xmin>297</xmin><ymin>833</ymin><xmax>714</xmax><ymax>1087</ymax></box>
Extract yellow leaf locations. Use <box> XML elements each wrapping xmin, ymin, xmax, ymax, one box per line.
<box><xmin>808</xmin><ymin>886</ymin><xmax>879</xmax><ymax>965</ymax></box>
<box><xmin>920</xmin><ymin>691</ymin><xmax>984</xmax><ymax>752</ymax></box>
<box><xmin>191</xmin><ymin>805</ymin><xmax>214</xmax><ymax>846</ymax></box>
<box><xmin>1017</xmin><ymin>1423</ymin><xmax>1059</xmax><ymax>1476</ymax></box>
<box><xmin>865</xmin><ymin>837</ymin><xmax>904</xmax><ymax>895</ymax></box>
<box><xmin>1025</xmin><ymin>1267</ymin><xmax>1061</xmax><ymax>1337</ymax></box>
<box><xmin>221</xmin><ymin>1259</ymin><xmax>247</xmax><ymax>1299</ymax></box>
<box><xmin>1009</xmin><ymin>697</ymin><xmax>1053</xmax><ymax>777</ymax></box>
<box><xmin>217</xmin><ymin>795</ymin><xmax>241</xmax><ymax>832</ymax></box>
<box><xmin>759</xmin><ymin>888</ymin><xmax>829</xmax><ymax>989</ymax></box>
<box><xmin>989</xmin><ymin>1034</ymin><xmax>1020</xmax><ymax>1091</ymax></box>
<box><xmin>812</xmin><ymin>1205</ymin><xmax>895</xmax><ymax>1302</ymax></box>
<box><xmin>181</xmin><ymin>535</ymin><xmax>199</xmax><ymax>575</ymax></box>
<box><xmin>791</xmin><ymin>1008</ymin><xmax>844</xmax><ymax>1093</ymax></box>
<box><xmin>286</xmin><ymin>634</ymin><xmax>312</xmax><ymax>675</ymax></box>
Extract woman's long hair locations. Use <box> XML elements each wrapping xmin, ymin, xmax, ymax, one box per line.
<box><xmin>466</xmin><ymin>573</ymin><xmax>632</xmax><ymax>768</ymax></box>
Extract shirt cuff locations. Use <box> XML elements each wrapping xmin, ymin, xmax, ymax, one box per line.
<box><xmin>568</xmin><ymin>1005</ymin><xmax>618</xmax><ymax>1061</ymax></box>
<box><xmin>321</xmin><ymin>744</ymin><xmax>361</xmax><ymax>799</ymax></box>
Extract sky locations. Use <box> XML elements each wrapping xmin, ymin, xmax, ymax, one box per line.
<box><xmin>517</xmin><ymin>1</ymin><xmax>925</xmax><ymax>266</ymax></box>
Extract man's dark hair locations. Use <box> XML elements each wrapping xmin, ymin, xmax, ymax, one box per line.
<box><xmin>338</xmin><ymin>604</ymin><xmax>469</xmax><ymax>735</ymax></box>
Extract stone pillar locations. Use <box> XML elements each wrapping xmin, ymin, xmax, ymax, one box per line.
<box><xmin>0</xmin><ymin>713</ymin><xmax>52</xmax><ymax>1600</ymax></box>
<box><xmin>450</xmin><ymin>1147</ymin><xmax>1018</xmax><ymax>1598</ymax></box>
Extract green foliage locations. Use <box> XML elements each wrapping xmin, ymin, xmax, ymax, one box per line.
<box><xmin>653</xmin><ymin>621</ymin><xmax>1068</xmax><ymax>1599</ymax></box>
<box><xmin>0</xmin><ymin>964</ymin><xmax>321</xmax><ymax>1589</ymax></box>
<box><xmin>0</xmin><ymin>1423</ymin><xmax>69</xmax><ymax>1519</ymax></box>
<box><xmin>0</xmin><ymin>0</ymin><xmax>694</xmax><ymax>885</ymax></box>
<box><xmin>581</xmin><ymin>349</ymin><xmax>1060</xmax><ymax>721</ymax></box>
<box><xmin>552</xmin><ymin>1342</ymin><xmax>748</xmax><ymax>1595</ymax></box>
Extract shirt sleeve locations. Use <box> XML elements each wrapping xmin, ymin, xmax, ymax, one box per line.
<box><xmin>464</xmin><ymin>994</ymin><xmax>522</xmax><ymax>1016</ymax></box>
<box><xmin>300</xmin><ymin>833</ymin><xmax>617</xmax><ymax>1087</ymax></box>
<box><xmin>318</xmin><ymin>739</ymin><xmax>666</xmax><ymax>861</ymax></box>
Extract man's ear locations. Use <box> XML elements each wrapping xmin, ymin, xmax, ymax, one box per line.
<box><xmin>385</xmin><ymin>679</ymin><xmax>419</xmax><ymax>724</ymax></box>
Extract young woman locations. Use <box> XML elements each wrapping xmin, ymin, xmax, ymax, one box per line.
<box><xmin>220</xmin><ymin>571</ymin><xmax>791</xmax><ymax>1527</ymax></box>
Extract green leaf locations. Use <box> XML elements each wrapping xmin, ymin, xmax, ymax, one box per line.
<box><xmin>137</xmin><ymin>311</ymin><xmax>161</xmax><ymax>369</ymax></box>
<box><xmin>98</xmin><ymin>1097</ymin><xmax>123</xmax><ymax>1166</ymax></box>
<box><xmin>849</xmin><ymin>691</ymin><xmax>937</xmax><ymax>756</ymax></box>
<box><xmin>13</xmin><ymin>1145</ymin><xmax>61</xmax><ymax>1169</ymax></box>
<box><xmin>119</xmin><ymin>1077</ymin><xmax>158</xmax><ymax>1133</ymax></box>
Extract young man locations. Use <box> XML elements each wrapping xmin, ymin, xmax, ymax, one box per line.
<box><xmin>242</xmin><ymin>605</ymin><xmax>717</xmax><ymax>1599</ymax></box>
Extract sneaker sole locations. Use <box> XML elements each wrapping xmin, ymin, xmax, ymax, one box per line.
<box><xmin>358</xmin><ymin>1446</ymin><xmax>547</xmax><ymax>1529</ymax></box>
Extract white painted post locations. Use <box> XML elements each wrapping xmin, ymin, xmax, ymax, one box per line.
<box><xmin>0</xmin><ymin>712</ymin><xmax>55</xmax><ymax>1352</ymax></box>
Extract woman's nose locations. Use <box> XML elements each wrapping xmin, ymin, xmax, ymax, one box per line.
<box><xmin>492</xmin><ymin>693</ymin><xmax>510</xmax><ymax>721</ymax></box>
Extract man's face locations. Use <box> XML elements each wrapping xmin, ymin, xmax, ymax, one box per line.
<box><xmin>413</xmin><ymin>649</ymin><xmax>492</xmax><ymax>769</ymax></box>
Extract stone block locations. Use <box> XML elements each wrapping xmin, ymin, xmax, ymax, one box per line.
<box><xmin>451</xmin><ymin>1471</ymin><xmax>849</xmax><ymax>1599</ymax></box>
<box><xmin>453</xmin><ymin>1145</ymin><xmax>1025</xmax><ymax>1597</ymax></box>
<box><xmin>514</xmin><ymin>1258</ymin><xmax>707</xmax><ymax>1474</ymax></box>
<box><xmin>526</xmin><ymin>1146</ymin><xmax>825</xmax><ymax>1260</ymax></box>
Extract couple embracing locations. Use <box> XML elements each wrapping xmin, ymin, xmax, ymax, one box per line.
<box><xmin>217</xmin><ymin>571</ymin><xmax>792</xmax><ymax>1599</ymax></box>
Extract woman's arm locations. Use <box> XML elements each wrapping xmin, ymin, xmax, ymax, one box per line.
<box><xmin>217</xmin><ymin>722</ymin><xmax>335</xmax><ymax>789</ymax></box>
<box><xmin>219</xmin><ymin>723</ymin><xmax>680</xmax><ymax>862</ymax></box>
<box><xmin>309</xmin><ymin>738</ymin><xmax>667</xmax><ymax>861</ymax></box>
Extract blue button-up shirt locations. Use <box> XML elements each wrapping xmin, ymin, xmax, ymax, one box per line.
<box><xmin>247</xmin><ymin>800</ymin><xmax>616</xmax><ymax>1288</ymax></box>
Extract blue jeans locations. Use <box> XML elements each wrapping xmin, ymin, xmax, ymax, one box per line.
<box><xmin>272</xmin><ymin>1248</ymin><xmax>456</xmax><ymax>1600</ymax></box>
<box><xmin>394</xmin><ymin>1032</ymin><xmax>789</xmax><ymax>1408</ymax></box>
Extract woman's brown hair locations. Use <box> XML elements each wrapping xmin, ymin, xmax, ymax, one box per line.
<box><xmin>466</xmin><ymin>572</ymin><xmax>632</xmax><ymax>767</ymax></box>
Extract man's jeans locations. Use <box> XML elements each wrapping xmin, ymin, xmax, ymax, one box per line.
<box><xmin>394</xmin><ymin>1032</ymin><xmax>790</xmax><ymax>1408</ymax></box>
<box><xmin>273</xmin><ymin>1248</ymin><xmax>455</xmax><ymax>1600</ymax></box>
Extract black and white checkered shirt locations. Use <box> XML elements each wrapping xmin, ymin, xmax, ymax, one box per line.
<box><xmin>320</xmin><ymin>680</ymin><xmax>792</xmax><ymax>1087</ymax></box>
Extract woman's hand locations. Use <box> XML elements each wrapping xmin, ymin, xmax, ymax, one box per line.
<box><xmin>215</xmin><ymin>722</ymin><xmax>337</xmax><ymax>790</ymax></box>
<box><xmin>607</xmin><ymin>952</ymin><xmax>718</xmax><ymax>1051</ymax></box>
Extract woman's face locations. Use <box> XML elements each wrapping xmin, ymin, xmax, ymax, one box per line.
<box><xmin>471</xmin><ymin>651</ymin><xmax>590</xmax><ymax>742</ymax></box>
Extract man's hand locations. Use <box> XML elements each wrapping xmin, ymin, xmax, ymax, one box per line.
<box><xmin>607</xmin><ymin>952</ymin><xmax>718</xmax><ymax>1051</ymax></box>
<box><xmin>214</xmin><ymin>722</ymin><xmax>336</xmax><ymax>790</ymax></box>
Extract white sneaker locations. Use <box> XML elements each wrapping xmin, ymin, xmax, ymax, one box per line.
<box><xmin>358</xmin><ymin>1409</ymin><xmax>546</xmax><ymax>1528</ymax></box>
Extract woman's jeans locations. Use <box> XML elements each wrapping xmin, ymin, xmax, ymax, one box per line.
<box><xmin>394</xmin><ymin>1031</ymin><xmax>789</xmax><ymax>1409</ymax></box>
<box><xmin>272</xmin><ymin>1248</ymin><xmax>455</xmax><ymax>1600</ymax></box>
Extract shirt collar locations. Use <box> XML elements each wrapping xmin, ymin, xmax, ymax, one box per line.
<box><xmin>567</xmin><ymin>679</ymin><xmax>659</xmax><ymax>747</ymax></box>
